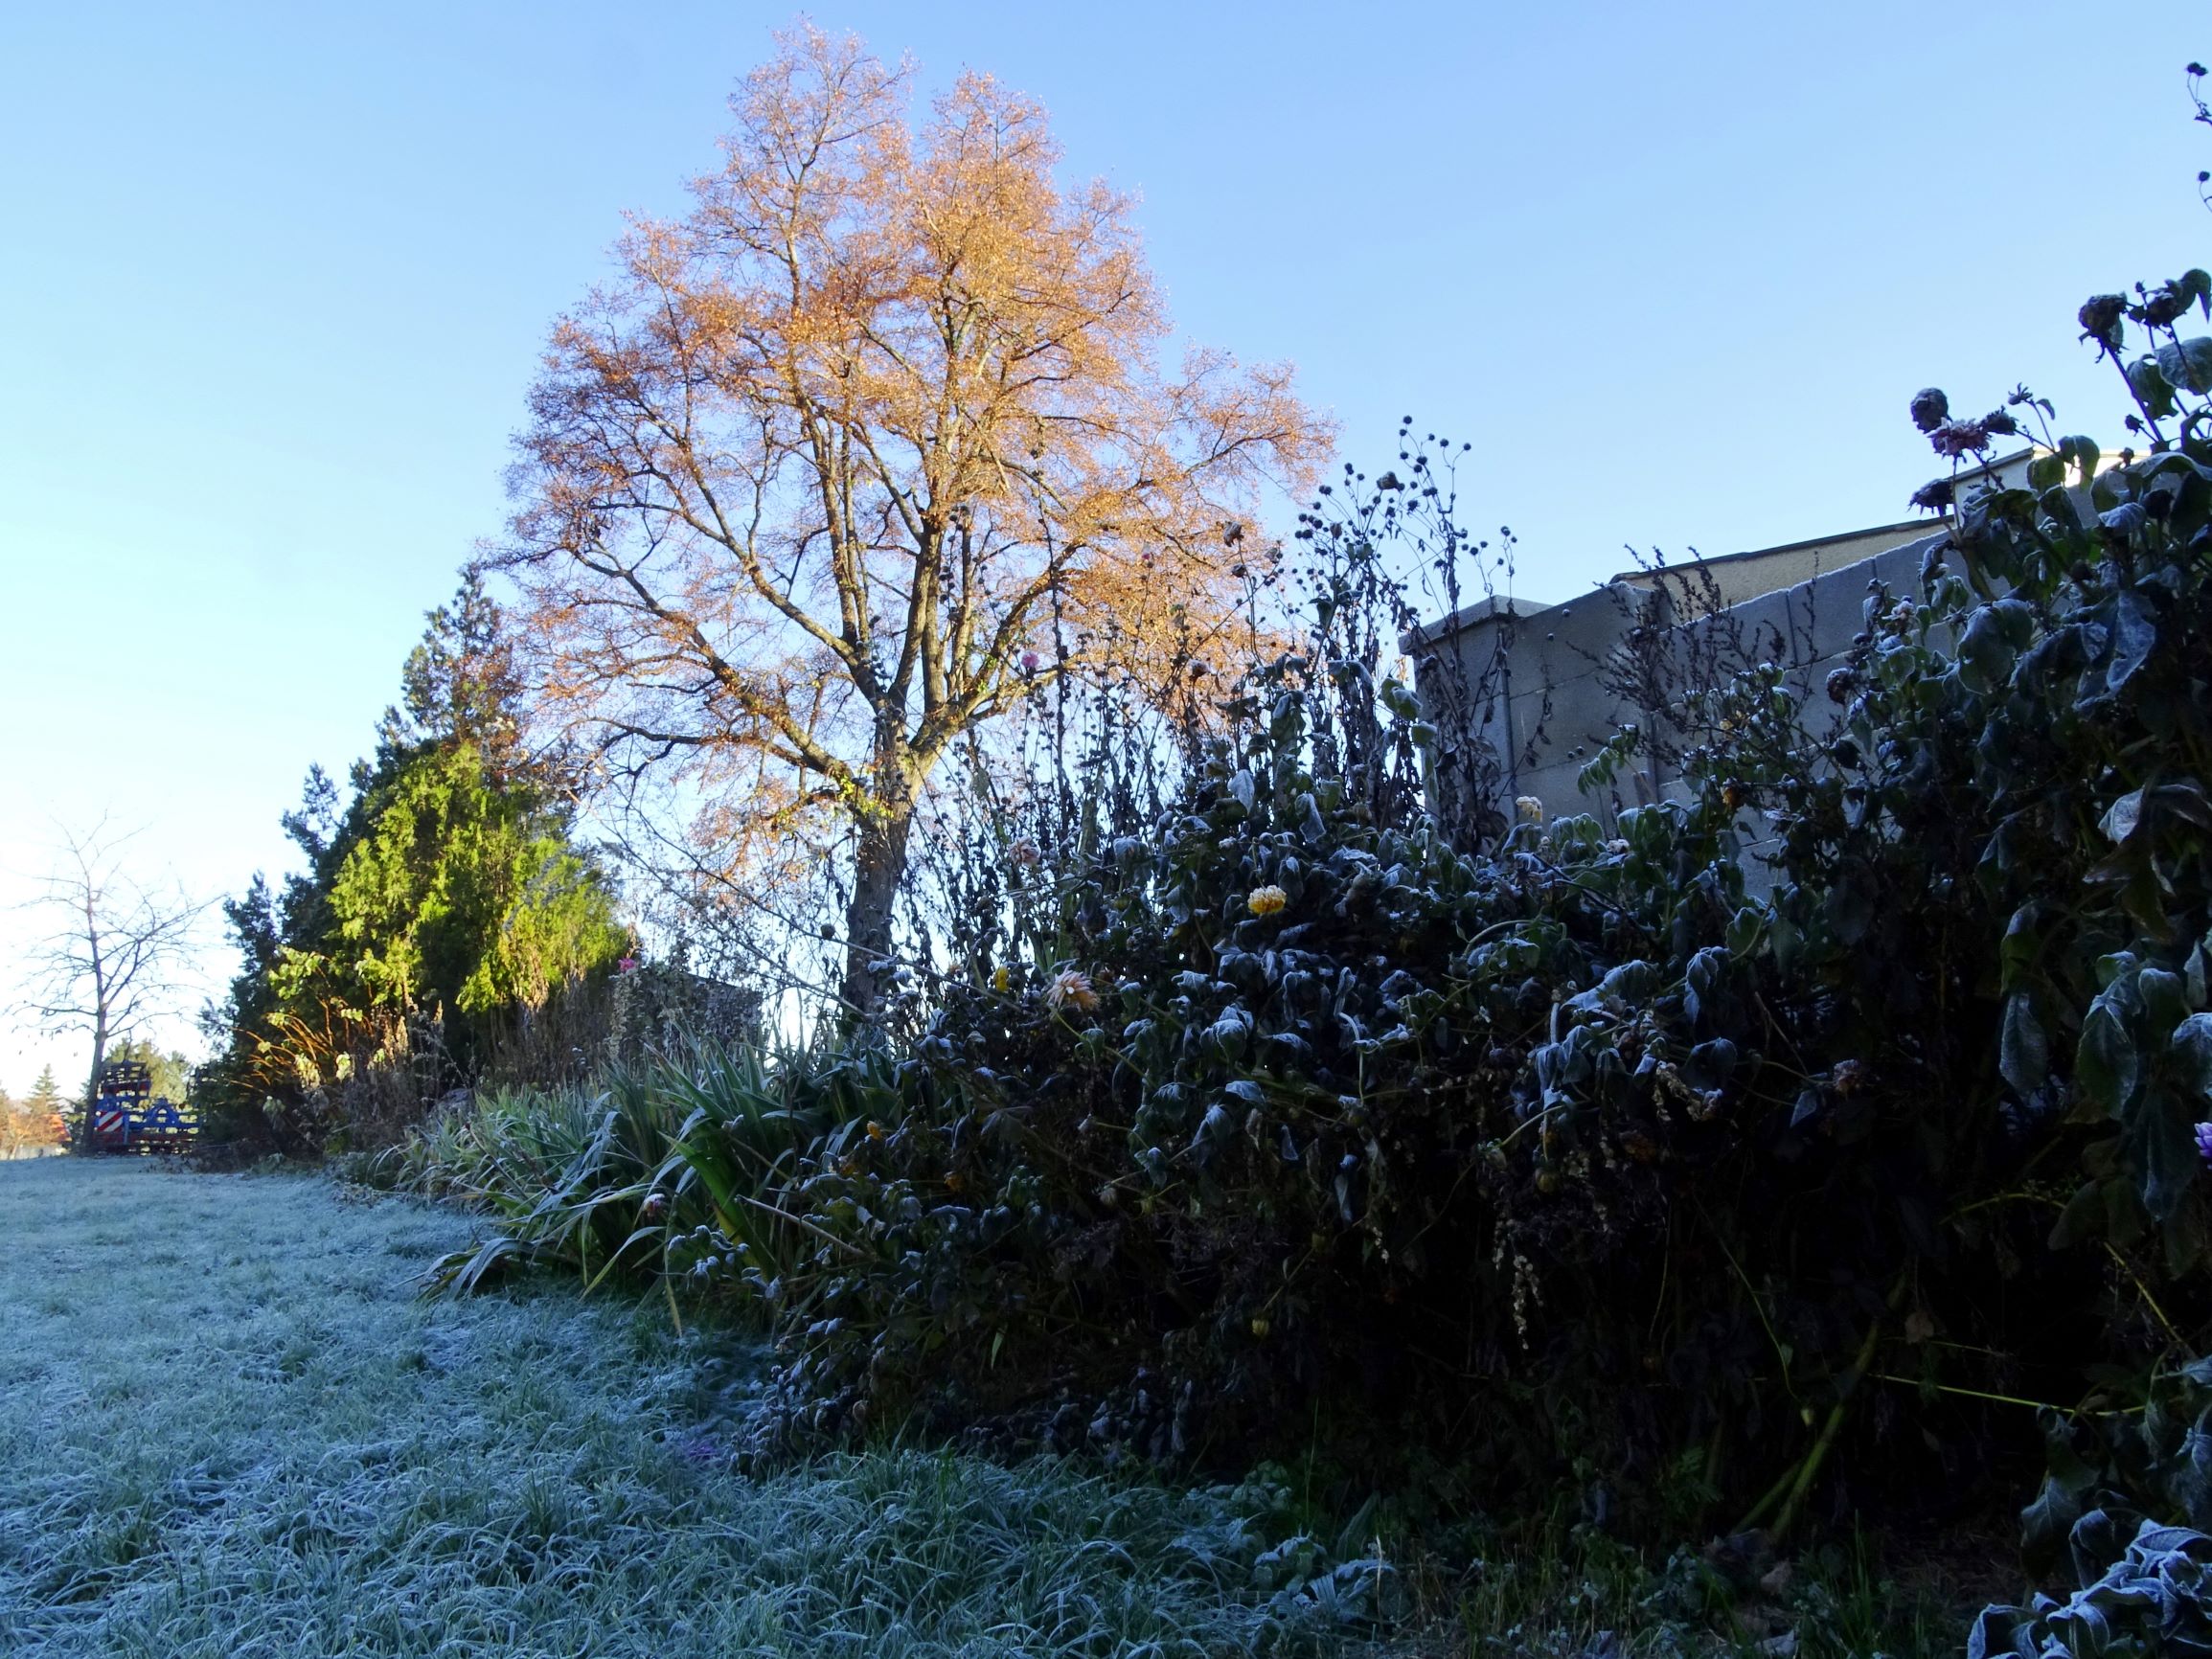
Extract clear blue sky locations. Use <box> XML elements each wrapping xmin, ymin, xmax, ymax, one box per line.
<box><xmin>2</xmin><ymin>0</ymin><xmax>2205</xmax><ymax>1091</ymax></box>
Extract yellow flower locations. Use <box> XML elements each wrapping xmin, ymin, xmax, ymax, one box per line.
<box><xmin>991</xmin><ymin>966</ymin><xmax>1012</xmax><ymax>992</ymax></box>
<box><xmin>1246</xmin><ymin>885</ymin><xmax>1288</xmax><ymax>917</ymax></box>
<box><xmin>1515</xmin><ymin>795</ymin><xmax>1545</xmax><ymax>825</ymax></box>
<box><xmin>1045</xmin><ymin>968</ymin><xmax>1099</xmax><ymax>1014</ymax></box>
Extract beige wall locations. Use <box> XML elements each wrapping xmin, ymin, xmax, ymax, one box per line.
<box><xmin>1407</xmin><ymin>526</ymin><xmax>1953</xmax><ymax>827</ymax></box>
<box><xmin>1610</xmin><ymin>521</ymin><xmax>1936</xmax><ymax>613</ymax></box>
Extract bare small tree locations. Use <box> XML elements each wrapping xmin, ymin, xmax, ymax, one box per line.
<box><xmin>13</xmin><ymin>820</ymin><xmax>208</xmax><ymax>1136</ymax></box>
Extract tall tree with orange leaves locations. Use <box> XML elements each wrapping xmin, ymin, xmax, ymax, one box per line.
<box><xmin>494</xmin><ymin>25</ymin><xmax>1330</xmax><ymax>1018</ymax></box>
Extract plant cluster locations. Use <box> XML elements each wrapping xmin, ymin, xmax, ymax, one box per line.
<box><xmin>731</xmin><ymin>293</ymin><xmax>2206</xmax><ymax>1519</ymax></box>
<box><xmin>398</xmin><ymin>119</ymin><xmax>2212</xmax><ymax>1647</ymax></box>
<box><xmin>1971</xmin><ymin>1520</ymin><xmax>2212</xmax><ymax>1659</ymax></box>
<box><xmin>198</xmin><ymin>577</ymin><xmax>631</xmax><ymax>1153</ymax></box>
<box><xmin>1975</xmin><ymin>1353</ymin><xmax>2212</xmax><ymax>1653</ymax></box>
<box><xmin>390</xmin><ymin>1040</ymin><xmax>854</xmax><ymax>1314</ymax></box>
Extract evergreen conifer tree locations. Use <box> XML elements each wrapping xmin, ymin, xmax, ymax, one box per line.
<box><xmin>26</xmin><ymin>1065</ymin><xmax>62</xmax><ymax>1115</ymax></box>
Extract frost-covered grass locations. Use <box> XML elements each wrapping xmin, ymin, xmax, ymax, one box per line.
<box><xmin>0</xmin><ymin>1159</ymin><xmax>1319</xmax><ymax>1657</ymax></box>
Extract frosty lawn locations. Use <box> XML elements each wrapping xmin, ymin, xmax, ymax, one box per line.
<box><xmin>0</xmin><ymin>1159</ymin><xmax>1313</xmax><ymax>1657</ymax></box>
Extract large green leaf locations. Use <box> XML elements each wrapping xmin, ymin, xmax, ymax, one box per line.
<box><xmin>2157</xmin><ymin>335</ymin><xmax>2212</xmax><ymax>395</ymax></box>
<box><xmin>2001</xmin><ymin>992</ymin><xmax>2050</xmax><ymax>1095</ymax></box>
<box><xmin>2101</xmin><ymin>788</ymin><xmax>2148</xmax><ymax>844</ymax></box>
<box><xmin>2132</xmin><ymin>354</ymin><xmax>2180</xmax><ymax>418</ymax></box>
<box><xmin>2125</xmin><ymin>1083</ymin><xmax>2201</xmax><ymax>1221</ymax></box>
<box><xmin>2175</xmin><ymin>1013</ymin><xmax>2212</xmax><ymax>1095</ymax></box>
<box><xmin>2060</xmin><ymin>436</ymin><xmax>2102</xmax><ymax>487</ymax></box>
<box><xmin>1957</xmin><ymin>603</ymin><xmax>2022</xmax><ymax>695</ymax></box>
<box><xmin>2079</xmin><ymin>974</ymin><xmax>2144</xmax><ymax>1118</ymax></box>
<box><xmin>2109</xmin><ymin>590</ymin><xmax>2160</xmax><ymax>695</ymax></box>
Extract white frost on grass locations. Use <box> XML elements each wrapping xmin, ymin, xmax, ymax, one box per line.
<box><xmin>0</xmin><ymin>1160</ymin><xmax>1312</xmax><ymax>1658</ymax></box>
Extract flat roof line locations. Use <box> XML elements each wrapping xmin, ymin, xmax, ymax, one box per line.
<box><xmin>1608</xmin><ymin>519</ymin><xmax>1931</xmax><ymax>583</ymax></box>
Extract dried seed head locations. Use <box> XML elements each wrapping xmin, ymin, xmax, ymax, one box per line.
<box><xmin>2078</xmin><ymin>293</ymin><xmax>2127</xmax><ymax>346</ymax></box>
<box><xmin>1045</xmin><ymin>968</ymin><xmax>1099</xmax><ymax>1014</ymax></box>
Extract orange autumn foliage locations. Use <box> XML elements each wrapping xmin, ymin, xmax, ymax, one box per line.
<box><xmin>498</xmin><ymin>24</ymin><xmax>1330</xmax><ymax>1014</ymax></box>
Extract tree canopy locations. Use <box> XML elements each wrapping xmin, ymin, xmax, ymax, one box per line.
<box><xmin>495</xmin><ymin>23</ymin><xmax>1330</xmax><ymax>1015</ymax></box>
<box><xmin>201</xmin><ymin>578</ymin><xmax>628</xmax><ymax>1144</ymax></box>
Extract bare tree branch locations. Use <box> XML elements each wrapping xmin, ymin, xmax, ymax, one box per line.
<box><xmin>11</xmin><ymin>817</ymin><xmax>211</xmax><ymax>1123</ymax></box>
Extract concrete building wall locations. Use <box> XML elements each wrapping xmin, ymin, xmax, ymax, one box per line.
<box><xmin>1405</xmin><ymin>524</ymin><xmax>1955</xmax><ymax>823</ymax></box>
<box><xmin>1613</xmin><ymin>520</ymin><xmax>1938</xmax><ymax>613</ymax></box>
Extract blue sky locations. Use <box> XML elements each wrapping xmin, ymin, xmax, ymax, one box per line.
<box><xmin>2</xmin><ymin>0</ymin><xmax>2206</xmax><ymax>1091</ymax></box>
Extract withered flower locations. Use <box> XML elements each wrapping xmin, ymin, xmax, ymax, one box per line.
<box><xmin>1045</xmin><ymin>968</ymin><xmax>1099</xmax><ymax>1014</ymax></box>
<box><xmin>1909</xmin><ymin>477</ymin><xmax>1954</xmax><ymax>513</ymax></box>
<box><xmin>2078</xmin><ymin>293</ymin><xmax>2127</xmax><ymax>349</ymax></box>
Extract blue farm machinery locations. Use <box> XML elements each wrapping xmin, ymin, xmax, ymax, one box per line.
<box><xmin>83</xmin><ymin>1059</ymin><xmax>196</xmax><ymax>1154</ymax></box>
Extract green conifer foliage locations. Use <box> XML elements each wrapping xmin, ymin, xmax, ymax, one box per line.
<box><xmin>199</xmin><ymin>580</ymin><xmax>627</xmax><ymax>1150</ymax></box>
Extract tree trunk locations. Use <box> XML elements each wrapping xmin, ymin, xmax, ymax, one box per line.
<box><xmin>840</xmin><ymin>764</ymin><xmax>918</xmax><ymax>1024</ymax></box>
<box><xmin>80</xmin><ymin>1014</ymin><xmax>106</xmax><ymax>1150</ymax></box>
<box><xmin>80</xmin><ymin>908</ymin><xmax>107</xmax><ymax>1149</ymax></box>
